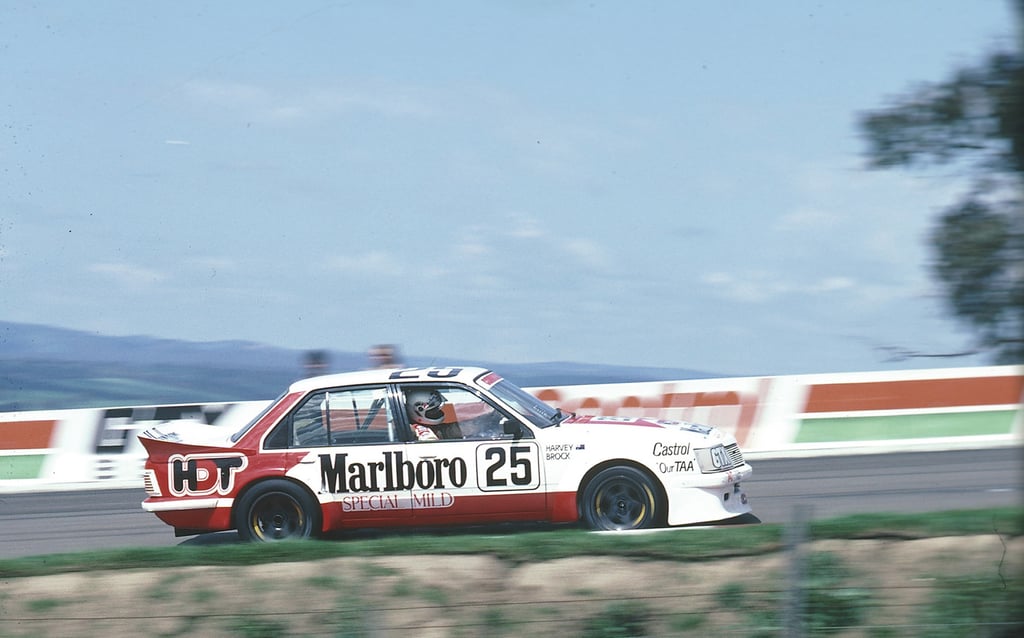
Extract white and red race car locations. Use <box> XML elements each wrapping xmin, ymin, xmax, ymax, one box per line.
<box><xmin>139</xmin><ymin>367</ymin><xmax>753</xmax><ymax>541</ymax></box>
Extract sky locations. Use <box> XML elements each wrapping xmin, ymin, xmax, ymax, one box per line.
<box><xmin>1</xmin><ymin>1</ymin><xmax>1018</xmax><ymax>377</ymax></box>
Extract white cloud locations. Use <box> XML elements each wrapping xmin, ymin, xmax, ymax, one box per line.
<box><xmin>325</xmin><ymin>251</ymin><xmax>405</xmax><ymax>276</ymax></box>
<box><xmin>89</xmin><ymin>262</ymin><xmax>168</xmax><ymax>287</ymax></box>
<box><xmin>564</xmin><ymin>238</ymin><xmax>609</xmax><ymax>270</ymax></box>
<box><xmin>702</xmin><ymin>271</ymin><xmax>775</xmax><ymax>303</ymax></box>
<box><xmin>310</xmin><ymin>86</ymin><xmax>436</xmax><ymax>119</ymax></box>
<box><xmin>774</xmin><ymin>207</ymin><xmax>842</xmax><ymax>231</ymax></box>
<box><xmin>505</xmin><ymin>213</ymin><xmax>546</xmax><ymax>239</ymax></box>
<box><xmin>182</xmin><ymin>80</ymin><xmax>436</xmax><ymax>124</ymax></box>
<box><xmin>465</xmin><ymin>273</ymin><xmax>503</xmax><ymax>292</ymax></box>
<box><xmin>185</xmin><ymin>257</ymin><xmax>238</xmax><ymax>278</ymax></box>
<box><xmin>702</xmin><ymin>270</ymin><xmax>857</xmax><ymax>303</ymax></box>
<box><xmin>185</xmin><ymin>81</ymin><xmax>270</xmax><ymax>109</ymax></box>
<box><xmin>456</xmin><ymin>238</ymin><xmax>490</xmax><ymax>258</ymax></box>
<box><xmin>813</xmin><ymin>276</ymin><xmax>856</xmax><ymax>293</ymax></box>
<box><xmin>189</xmin><ymin>256</ymin><xmax>236</xmax><ymax>269</ymax></box>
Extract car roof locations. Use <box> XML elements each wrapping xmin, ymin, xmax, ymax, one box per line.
<box><xmin>287</xmin><ymin>366</ymin><xmax>494</xmax><ymax>394</ymax></box>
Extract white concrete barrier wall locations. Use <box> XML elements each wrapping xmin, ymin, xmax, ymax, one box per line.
<box><xmin>1</xmin><ymin>365</ymin><xmax>1020</xmax><ymax>493</ymax></box>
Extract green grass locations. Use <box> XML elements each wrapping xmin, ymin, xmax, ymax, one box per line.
<box><xmin>919</xmin><ymin>572</ymin><xmax>1024</xmax><ymax>637</ymax></box>
<box><xmin>144</xmin><ymin>568</ymin><xmax>192</xmax><ymax>600</ymax></box>
<box><xmin>0</xmin><ymin>507</ymin><xmax>1019</xmax><ymax>580</ymax></box>
<box><xmin>226</xmin><ymin>616</ymin><xmax>287</xmax><ymax>638</ymax></box>
<box><xmin>807</xmin><ymin>507</ymin><xmax>1023</xmax><ymax>539</ymax></box>
<box><xmin>303</xmin><ymin>574</ymin><xmax>341</xmax><ymax>589</ymax></box>
<box><xmin>24</xmin><ymin>597</ymin><xmax>72</xmax><ymax>613</ymax></box>
<box><xmin>582</xmin><ymin>601</ymin><xmax>651</xmax><ymax>637</ymax></box>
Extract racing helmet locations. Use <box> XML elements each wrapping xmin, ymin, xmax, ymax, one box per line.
<box><xmin>407</xmin><ymin>389</ymin><xmax>447</xmax><ymax>426</ymax></box>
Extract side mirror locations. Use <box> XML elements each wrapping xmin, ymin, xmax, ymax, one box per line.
<box><xmin>501</xmin><ymin>418</ymin><xmax>522</xmax><ymax>440</ymax></box>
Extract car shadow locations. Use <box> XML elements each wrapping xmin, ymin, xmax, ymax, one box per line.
<box><xmin>176</xmin><ymin>530</ymin><xmax>241</xmax><ymax>547</ymax></box>
<box><xmin>175</xmin><ymin>521</ymin><xmax>584</xmax><ymax>547</ymax></box>
<box><xmin>175</xmin><ymin>514</ymin><xmax>759</xmax><ymax>547</ymax></box>
<box><xmin>324</xmin><ymin>520</ymin><xmax>586</xmax><ymax>541</ymax></box>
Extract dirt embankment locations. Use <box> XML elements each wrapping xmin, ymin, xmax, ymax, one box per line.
<box><xmin>1</xmin><ymin>535</ymin><xmax>1021</xmax><ymax>637</ymax></box>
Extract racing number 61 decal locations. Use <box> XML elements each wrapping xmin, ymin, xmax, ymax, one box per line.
<box><xmin>476</xmin><ymin>442</ymin><xmax>541</xmax><ymax>492</ymax></box>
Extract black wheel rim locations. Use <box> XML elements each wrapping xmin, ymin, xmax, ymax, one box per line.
<box><xmin>593</xmin><ymin>478</ymin><xmax>652</xmax><ymax>530</ymax></box>
<box><xmin>249</xmin><ymin>492</ymin><xmax>306</xmax><ymax>541</ymax></box>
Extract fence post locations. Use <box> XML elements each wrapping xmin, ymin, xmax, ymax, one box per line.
<box><xmin>783</xmin><ymin>503</ymin><xmax>810</xmax><ymax>637</ymax></box>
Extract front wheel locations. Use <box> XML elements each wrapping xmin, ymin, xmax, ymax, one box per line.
<box><xmin>236</xmin><ymin>480</ymin><xmax>320</xmax><ymax>542</ymax></box>
<box><xmin>580</xmin><ymin>466</ymin><xmax>663</xmax><ymax>531</ymax></box>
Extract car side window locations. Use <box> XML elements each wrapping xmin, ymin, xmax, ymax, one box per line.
<box><xmin>403</xmin><ymin>386</ymin><xmax>520</xmax><ymax>441</ymax></box>
<box><xmin>323</xmin><ymin>387</ymin><xmax>395</xmax><ymax>444</ymax></box>
<box><xmin>272</xmin><ymin>387</ymin><xmax>395</xmax><ymax>449</ymax></box>
<box><xmin>291</xmin><ymin>391</ymin><xmax>329</xmax><ymax>447</ymax></box>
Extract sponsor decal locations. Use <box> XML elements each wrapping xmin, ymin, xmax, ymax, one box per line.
<box><xmin>413</xmin><ymin>491</ymin><xmax>455</xmax><ymax>509</ymax></box>
<box><xmin>320</xmin><ymin>451</ymin><xmax>468</xmax><ymax>493</ymax></box>
<box><xmin>319</xmin><ymin>444</ymin><xmax>541</xmax><ymax>497</ymax></box>
<box><xmin>168</xmin><ymin>453</ymin><xmax>247</xmax><ymax>497</ymax></box>
<box><xmin>657</xmin><ymin>459</ymin><xmax>695</xmax><ymax>474</ymax></box>
<box><xmin>340</xmin><ymin>493</ymin><xmax>404</xmax><ymax>512</ymax></box>
<box><xmin>478</xmin><ymin>372</ymin><xmax>502</xmax><ymax>388</ymax></box>
<box><xmin>654</xmin><ymin>442</ymin><xmax>695</xmax><ymax>473</ymax></box>
<box><xmin>339</xmin><ymin>491</ymin><xmax>456</xmax><ymax>512</ymax></box>
<box><xmin>652</xmin><ymin>442</ymin><xmax>691</xmax><ymax>456</ymax></box>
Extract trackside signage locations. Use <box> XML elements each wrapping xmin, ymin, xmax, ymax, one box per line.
<box><xmin>1</xmin><ymin>365</ymin><xmax>1020</xmax><ymax>492</ymax></box>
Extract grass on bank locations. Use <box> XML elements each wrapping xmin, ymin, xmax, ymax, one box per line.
<box><xmin>1</xmin><ymin>506</ymin><xmax>1020</xmax><ymax>579</ymax></box>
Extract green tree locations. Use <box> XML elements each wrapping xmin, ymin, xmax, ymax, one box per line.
<box><xmin>858</xmin><ymin>2</ymin><xmax>1024</xmax><ymax>364</ymax></box>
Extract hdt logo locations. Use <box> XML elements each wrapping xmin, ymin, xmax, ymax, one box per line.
<box><xmin>168</xmin><ymin>454</ymin><xmax>247</xmax><ymax>497</ymax></box>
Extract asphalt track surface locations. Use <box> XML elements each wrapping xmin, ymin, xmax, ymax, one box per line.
<box><xmin>1</xmin><ymin>448</ymin><xmax>1020</xmax><ymax>560</ymax></box>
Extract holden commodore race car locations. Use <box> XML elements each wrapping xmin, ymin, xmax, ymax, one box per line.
<box><xmin>139</xmin><ymin>367</ymin><xmax>753</xmax><ymax>541</ymax></box>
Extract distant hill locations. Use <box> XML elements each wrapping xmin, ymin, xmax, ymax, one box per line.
<box><xmin>0</xmin><ymin>321</ymin><xmax>719</xmax><ymax>411</ymax></box>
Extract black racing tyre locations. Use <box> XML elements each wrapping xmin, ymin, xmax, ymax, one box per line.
<box><xmin>236</xmin><ymin>480</ymin><xmax>320</xmax><ymax>542</ymax></box>
<box><xmin>580</xmin><ymin>466</ymin><xmax>663</xmax><ymax>531</ymax></box>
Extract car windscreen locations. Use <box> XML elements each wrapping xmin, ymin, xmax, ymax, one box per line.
<box><xmin>487</xmin><ymin>379</ymin><xmax>562</xmax><ymax>428</ymax></box>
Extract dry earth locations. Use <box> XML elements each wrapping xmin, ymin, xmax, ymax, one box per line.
<box><xmin>1</xmin><ymin>535</ymin><xmax>1021</xmax><ymax>637</ymax></box>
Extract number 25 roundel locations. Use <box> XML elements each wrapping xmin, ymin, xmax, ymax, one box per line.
<box><xmin>476</xmin><ymin>443</ymin><xmax>540</xmax><ymax>492</ymax></box>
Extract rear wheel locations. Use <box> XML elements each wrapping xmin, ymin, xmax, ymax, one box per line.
<box><xmin>581</xmin><ymin>466</ymin><xmax>662</xmax><ymax>531</ymax></box>
<box><xmin>236</xmin><ymin>480</ymin><xmax>320</xmax><ymax>542</ymax></box>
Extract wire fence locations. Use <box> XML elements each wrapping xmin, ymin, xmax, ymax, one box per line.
<box><xmin>3</xmin><ymin>511</ymin><xmax>1021</xmax><ymax>636</ymax></box>
<box><xmin>5</xmin><ymin>578</ymin><xmax>1021</xmax><ymax>637</ymax></box>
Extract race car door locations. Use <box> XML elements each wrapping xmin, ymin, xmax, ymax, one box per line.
<box><xmin>398</xmin><ymin>384</ymin><xmax>546</xmax><ymax>524</ymax></box>
<box><xmin>283</xmin><ymin>386</ymin><xmax>414</xmax><ymax>527</ymax></box>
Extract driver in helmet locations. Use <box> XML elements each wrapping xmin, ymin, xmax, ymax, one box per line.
<box><xmin>406</xmin><ymin>388</ymin><xmax>462</xmax><ymax>440</ymax></box>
